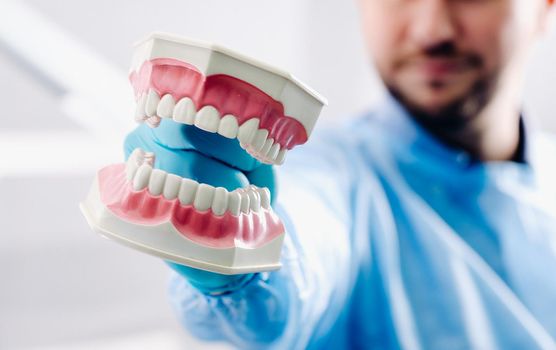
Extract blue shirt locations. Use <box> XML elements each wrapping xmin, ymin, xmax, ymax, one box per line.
<box><xmin>168</xmin><ymin>96</ymin><xmax>556</xmax><ymax>349</ymax></box>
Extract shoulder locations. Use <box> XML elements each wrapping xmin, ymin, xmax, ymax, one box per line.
<box><xmin>279</xmin><ymin>109</ymin><xmax>388</xmax><ymax>190</ymax></box>
<box><xmin>302</xmin><ymin>109</ymin><xmax>387</xmax><ymax>155</ymax></box>
<box><xmin>530</xmin><ymin>130</ymin><xmax>556</xmax><ymax>152</ymax></box>
<box><xmin>528</xmin><ymin>130</ymin><xmax>556</xmax><ymax>190</ymax></box>
<box><xmin>528</xmin><ymin>129</ymin><xmax>556</xmax><ymax>166</ymax></box>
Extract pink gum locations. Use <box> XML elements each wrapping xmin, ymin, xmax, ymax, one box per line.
<box><xmin>98</xmin><ymin>164</ymin><xmax>285</xmax><ymax>249</ymax></box>
<box><xmin>129</xmin><ymin>58</ymin><xmax>308</xmax><ymax>150</ymax></box>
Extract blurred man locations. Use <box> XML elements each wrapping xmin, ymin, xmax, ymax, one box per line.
<box><xmin>125</xmin><ymin>0</ymin><xmax>556</xmax><ymax>348</ymax></box>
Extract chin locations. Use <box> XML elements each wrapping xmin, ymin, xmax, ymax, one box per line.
<box><xmin>411</xmin><ymin>97</ymin><xmax>460</xmax><ymax>117</ymax></box>
<box><xmin>402</xmin><ymin>91</ymin><xmax>458</xmax><ymax>114</ymax></box>
<box><xmin>389</xmin><ymin>84</ymin><xmax>487</xmax><ymax>130</ymax></box>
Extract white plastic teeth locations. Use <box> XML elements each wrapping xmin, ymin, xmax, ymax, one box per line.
<box><xmin>126</xmin><ymin>148</ymin><xmax>272</xmax><ymax>216</ymax></box>
<box><xmin>134</xmin><ymin>89</ymin><xmax>288</xmax><ymax>165</ymax></box>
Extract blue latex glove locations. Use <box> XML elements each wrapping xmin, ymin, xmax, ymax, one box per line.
<box><xmin>123</xmin><ymin>118</ymin><xmax>277</xmax><ymax>294</ymax></box>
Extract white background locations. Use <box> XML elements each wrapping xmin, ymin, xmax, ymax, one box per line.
<box><xmin>0</xmin><ymin>1</ymin><xmax>555</xmax><ymax>349</ymax></box>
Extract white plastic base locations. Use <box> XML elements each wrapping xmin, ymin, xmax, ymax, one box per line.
<box><xmin>79</xmin><ymin>176</ymin><xmax>284</xmax><ymax>275</ymax></box>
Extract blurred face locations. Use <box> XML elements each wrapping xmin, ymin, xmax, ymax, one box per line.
<box><xmin>359</xmin><ymin>0</ymin><xmax>548</xmax><ymax>129</ymax></box>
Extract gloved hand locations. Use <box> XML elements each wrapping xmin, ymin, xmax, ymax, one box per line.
<box><xmin>123</xmin><ymin>118</ymin><xmax>277</xmax><ymax>294</ymax></box>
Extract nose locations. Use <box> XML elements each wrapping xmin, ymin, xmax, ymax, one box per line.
<box><xmin>409</xmin><ymin>0</ymin><xmax>458</xmax><ymax>48</ymax></box>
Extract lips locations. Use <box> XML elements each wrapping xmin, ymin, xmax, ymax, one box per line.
<box><xmin>418</xmin><ymin>58</ymin><xmax>465</xmax><ymax>76</ymax></box>
<box><xmin>404</xmin><ymin>55</ymin><xmax>479</xmax><ymax>81</ymax></box>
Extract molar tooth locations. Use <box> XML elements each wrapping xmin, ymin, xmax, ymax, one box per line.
<box><xmin>126</xmin><ymin>162</ymin><xmax>138</xmax><ymax>181</ymax></box>
<box><xmin>237</xmin><ymin>118</ymin><xmax>260</xmax><ymax>144</ymax></box>
<box><xmin>249</xmin><ymin>129</ymin><xmax>269</xmax><ymax>153</ymax></box>
<box><xmin>126</xmin><ymin>148</ymin><xmax>144</xmax><ymax>180</ymax></box>
<box><xmin>218</xmin><ymin>114</ymin><xmax>239</xmax><ymax>139</ymax></box>
<box><xmin>276</xmin><ymin>148</ymin><xmax>287</xmax><ymax>165</ymax></box>
<box><xmin>173</xmin><ymin>97</ymin><xmax>196</xmax><ymax>125</ymax></box>
<box><xmin>132</xmin><ymin>164</ymin><xmax>152</xmax><ymax>191</ymax></box>
<box><xmin>163</xmin><ymin>173</ymin><xmax>181</xmax><ymax>200</ymax></box>
<box><xmin>146</xmin><ymin>116</ymin><xmax>161</xmax><ymax>128</ymax></box>
<box><xmin>247</xmin><ymin>189</ymin><xmax>261</xmax><ymax>212</ymax></box>
<box><xmin>260</xmin><ymin>138</ymin><xmax>274</xmax><ymax>156</ymax></box>
<box><xmin>135</xmin><ymin>93</ymin><xmax>147</xmax><ymax>122</ymax></box>
<box><xmin>267</xmin><ymin>143</ymin><xmax>280</xmax><ymax>163</ymax></box>
<box><xmin>143</xmin><ymin>151</ymin><xmax>155</xmax><ymax>166</ymax></box>
<box><xmin>227</xmin><ymin>191</ymin><xmax>241</xmax><ymax>216</ymax></box>
<box><xmin>193</xmin><ymin>184</ymin><xmax>215</xmax><ymax>211</ymax></box>
<box><xmin>211</xmin><ymin>187</ymin><xmax>229</xmax><ymax>216</ymax></box>
<box><xmin>256</xmin><ymin>187</ymin><xmax>271</xmax><ymax>209</ymax></box>
<box><xmin>148</xmin><ymin>169</ymin><xmax>166</xmax><ymax>196</ymax></box>
<box><xmin>131</xmin><ymin>148</ymin><xmax>145</xmax><ymax>162</ymax></box>
<box><xmin>157</xmin><ymin>94</ymin><xmax>175</xmax><ymax>119</ymax></box>
<box><xmin>145</xmin><ymin>89</ymin><xmax>160</xmax><ymax>117</ymax></box>
<box><xmin>239</xmin><ymin>190</ymin><xmax>251</xmax><ymax>214</ymax></box>
<box><xmin>194</xmin><ymin>105</ymin><xmax>220</xmax><ymax>133</ymax></box>
<box><xmin>178</xmin><ymin>178</ymin><xmax>198</xmax><ymax>205</ymax></box>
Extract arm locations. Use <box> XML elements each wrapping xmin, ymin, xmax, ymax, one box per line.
<box><xmin>163</xmin><ymin>129</ymin><xmax>356</xmax><ymax>348</ymax></box>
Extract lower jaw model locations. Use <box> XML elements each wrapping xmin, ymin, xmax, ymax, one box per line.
<box><xmin>80</xmin><ymin>32</ymin><xmax>326</xmax><ymax>274</ymax></box>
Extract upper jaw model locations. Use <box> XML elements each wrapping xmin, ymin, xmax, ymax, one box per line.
<box><xmin>130</xmin><ymin>32</ymin><xmax>326</xmax><ymax>164</ymax></box>
<box><xmin>80</xmin><ymin>32</ymin><xmax>327</xmax><ymax>275</ymax></box>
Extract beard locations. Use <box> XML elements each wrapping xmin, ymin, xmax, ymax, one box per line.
<box><xmin>384</xmin><ymin>42</ymin><xmax>498</xmax><ymax>135</ymax></box>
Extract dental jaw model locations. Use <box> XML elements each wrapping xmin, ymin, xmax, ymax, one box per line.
<box><xmin>80</xmin><ymin>33</ymin><xmax>326</xmax><ymax>274</ymax></box>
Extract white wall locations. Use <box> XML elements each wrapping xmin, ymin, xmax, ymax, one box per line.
<box><xmin>14</xmin><ymin>0</ymin><xmax>556</xmax><ymax>127</ymax></box>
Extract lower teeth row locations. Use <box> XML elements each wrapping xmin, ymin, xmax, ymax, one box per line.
<box><xmin>126</xmin><ymin>149</ymin><xmax>271</xmax><ymax>216</ymax></box>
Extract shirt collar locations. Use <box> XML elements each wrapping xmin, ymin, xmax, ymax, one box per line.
<box><xmin>372</xmin><ymin>94</ymin><xmax>532</xmax><ymax>169</ymax></box>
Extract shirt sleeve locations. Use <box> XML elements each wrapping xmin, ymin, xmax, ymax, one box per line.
<box><xmin>167</xmin><ymin>130</ymin><xmax>358</xmax><ymax>349</ymax></box>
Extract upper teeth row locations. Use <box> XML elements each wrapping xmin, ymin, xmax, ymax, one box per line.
<box><xmin>135</xmin><ymin>89</ymin><xmax>287</xmax><ymax>165</ymax></box>
<box><xmin>125</xmin><ymin>148</ymin><xmax>271</xmax><ymax>216</ymax></box>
